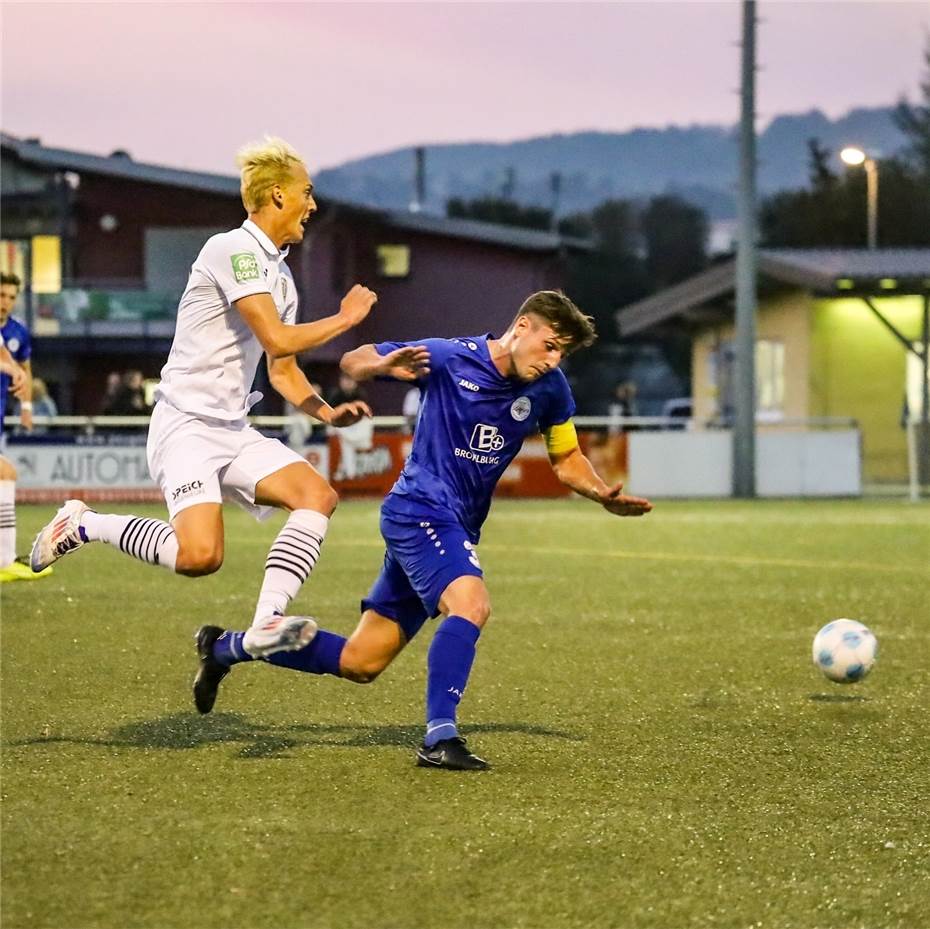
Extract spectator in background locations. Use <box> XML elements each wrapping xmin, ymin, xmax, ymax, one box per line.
<box><xmin>108</xmin><ymin>370</ymin><xmax>149</xmax><ymax>415</ymax></box>
<box><xmin>608</xmin><ymin>380</ymin><xmax>638</xmax><ymax>436</ymax></box>
<box><xmin>329</xmin><ymin>373</ymin><xmax>372</xmax><ymax>480</ymax></box>
<box><xmin>286</xmin><ymin>380</ymin><xmax>327</xmax><ymax>450</ymax></box>
<box><xmin>100</xmin><ymin>372</ymin><xmax>122</xmax><ymax>414</ymax></box>
<box><xmin>402</xmin><ymin>385</ymin><xmax>421</xmax><ymax>434</ymax></box>
<box><xmin>29</xmin><ymin>378</ymin><xmax>58</xmax><ymax>432</ymax></box>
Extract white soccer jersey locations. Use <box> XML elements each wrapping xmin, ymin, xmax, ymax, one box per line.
<box><xmin>155</xmin><ymin>219</ymin><xmax>298</xmax><ymax>421</ymax></box>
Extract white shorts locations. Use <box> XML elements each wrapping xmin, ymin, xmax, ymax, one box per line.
<box><xmin>147</xmin><ymin>401</ymin><xmax>309</xmax><ymax>521</ymax></box>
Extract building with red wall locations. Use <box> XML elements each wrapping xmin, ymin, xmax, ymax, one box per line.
<box><xmin>1</xmin><ymin>133</ymin><xmax>587</xmax><ymax>414</ymax></box>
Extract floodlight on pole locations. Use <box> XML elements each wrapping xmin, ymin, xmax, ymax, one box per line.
<box><xmin>840</xmin><ymin>146</ymin><xmax>866</xmax><ymax>166</ymax></box>
<box><xmin>840</xmin><ymin>146</ymin><xmax>878</xmax><ymax>249</ymax></box>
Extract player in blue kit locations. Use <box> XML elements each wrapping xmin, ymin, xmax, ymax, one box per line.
<box><xmin>194</xmin><ymin>291</ymin><xmax>652</xmax><ymax>769</ymax></box>
<box><xmin>0</xmin><ymin>272</ymin><xmax>51</xmax><ymax>582</ymax></box>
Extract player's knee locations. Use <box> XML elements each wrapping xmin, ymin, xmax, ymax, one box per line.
<box><xmin>341</xmin><ymin>657</ymin><xmax>385</xmax><ymax>685</ymax></box>
<box><xmin>456</xmin><ymin>600</ymin><xmax>491</xmax><ymax>628</ymax></box>
<box><xmin>176</xmin><ymin>543</ymin><xmax>223</xmax><ymax>576</ymax></box>
<box><xmin>339</xmin><ymin>644</ymin><xmax>389</xmax><ymax>684</ymax></box>
<box><xmin>293</xmin><ymin>481</ymin><xmax>338</xmax><ymax>516</ymax></box>
<box><xmin>0</xmin><ymin>459</ymin><xmax>16</xmax><ymax>481</ymax></box>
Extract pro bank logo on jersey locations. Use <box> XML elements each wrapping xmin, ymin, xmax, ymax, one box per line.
<box><xmin>230</xmin><ymin>252</ymin><xmax>261</xmax><ymax>283</ymax></box>
<box><xmin>455</xmin><ymin>423</ymin><xmax>505</xmax><ymax>465</ymax></box>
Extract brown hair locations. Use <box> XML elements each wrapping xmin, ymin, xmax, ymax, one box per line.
<box><xmin>513</xmin><ymin>290</ymin><xmax>596</xmax><ymax>353</ymax></box>
<box><xmin>1</xmin><ymin>272</ymin><xmax>22</xmax><ymax>290</ymax></box>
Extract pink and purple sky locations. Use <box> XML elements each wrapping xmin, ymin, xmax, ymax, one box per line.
<box><xmin>2</xmin><ymin>1</ymin><xmax>928</xmax><ymax>174</ymax></box>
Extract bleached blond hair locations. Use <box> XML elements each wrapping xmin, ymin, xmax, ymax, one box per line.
<box><xmin>236</xmin><ymin>136</ymin><xmax>306</xmax><ymax>212</ymax></box>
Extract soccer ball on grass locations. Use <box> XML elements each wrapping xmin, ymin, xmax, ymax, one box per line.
<box><xmin>812</xmin><ymin>619</ymin><xmax>877</xmax><ymax>684</ymax></box>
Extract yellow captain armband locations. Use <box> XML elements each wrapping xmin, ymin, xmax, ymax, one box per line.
<box><xmin>544</xmin><ymin>420</ymin><xmax>579</xmax><ymax>456</ymax></box>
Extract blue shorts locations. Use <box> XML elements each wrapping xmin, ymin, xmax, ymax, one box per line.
<box><xmin>360</xmin><ymin>510</ymin><xmax>484</xmax><ymax>641</ymax></box>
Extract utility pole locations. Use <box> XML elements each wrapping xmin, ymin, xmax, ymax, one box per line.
<box><xmin>733</xmin><ymin>0</ymin><xmax>758</xmax><ymax>498</ymax></box>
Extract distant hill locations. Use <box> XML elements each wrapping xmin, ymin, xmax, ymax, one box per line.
<box><xmin>316</xmin><ymin>106</ymin><xmax>907</xmax><ymax>220</ymax></box>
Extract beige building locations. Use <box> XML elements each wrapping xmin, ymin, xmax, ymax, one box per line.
<box><xmin>617</xmin><ymin>249</ymin><xmax>930</xmax><ymax>484</ymax></box>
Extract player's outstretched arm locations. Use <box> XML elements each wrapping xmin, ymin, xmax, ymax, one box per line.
<box><xmin>236</xmin><ymin>284</ymin><xmax>377</xmax><ymax>359</ymax></box>
<box><xmin>267</xmin><ymin>355</ymin><xmax>372</xmax><ymax>426</ymax></box>
<box><xmin>0</xmin><ymin>348</ymin><xmax>26</xmax><ymax>392</ymax></box>
<box><xmin>15</xmin><ymin>359</ymin><xmax>34</xmax><ymax>431</ymax></box>
<box><xmin>340</xmin><ymin>344</ymin><xmax>431</xmax><ymax>382</ymax></box>
<box><xmin>549</xmin><ymin>443</ymin><xmax>653</xmax><ymax>517</ymax></box>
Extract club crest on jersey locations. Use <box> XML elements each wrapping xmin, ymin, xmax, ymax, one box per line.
<box><xmin>6</xmin><ymin>337</ymin><xmax>20</xmax><ymax>353</ymax></box>
<box><xmin>231</xmin><ymin>252</ymin><xmax>260</xmax><ymax>283</ymax></box>
<box><xmin>510</xmin><ymin>396</ymin><xmax>531</xmax><ymax>421</ymax></box>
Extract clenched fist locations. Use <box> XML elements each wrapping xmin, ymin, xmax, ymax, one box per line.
<box><xmin>339</xmin><ymin>284</ymin><xmax>378</xmax><ymax>327</ymax></box>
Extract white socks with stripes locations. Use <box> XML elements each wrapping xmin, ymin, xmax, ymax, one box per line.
<box><xmin>80</xmin><ymin>512</ymin><xmax>179</xmax><ymax>572</ymax></box>
<box><xmin>0</xmin><ymin>480</ymin><xmax>15</xmax><ymax>567</ymax></box>
<box><xmin>252</xmin><ymin>509</ymin><xmax>329</xmax><ymax>625</ymax></box>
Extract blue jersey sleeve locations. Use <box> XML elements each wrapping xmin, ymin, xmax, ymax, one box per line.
<box><xmin>14</xmin><ymin>326</ymin><xmax>31</xmax><ymax>363</ymax></box>
<box><xmin>537</xmin><ymin>368</ymin><xmax>576</xmax><ymax>430</ymax></box>
<box><xmin>374</xmin><ymin>337</ymin><xmax>461</xmax><ymax>384</ymax></box>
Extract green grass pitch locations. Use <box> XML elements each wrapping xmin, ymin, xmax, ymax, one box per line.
<box><xmin>2</xmin><ymin>499</ymin><xmax>929</xmax><ymax>929</ymax></box>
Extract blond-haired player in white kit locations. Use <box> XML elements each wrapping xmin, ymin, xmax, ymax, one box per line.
<box><xmin>31</xmin><ymin>137</ymin><xmax>399</xmax><ymax>658</ymax></box>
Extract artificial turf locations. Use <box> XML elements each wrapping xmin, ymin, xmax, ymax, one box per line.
<box><xmin>2</xmin><ymin>498</ymin><xmax>928</xmax><ymax>929</ymax></box>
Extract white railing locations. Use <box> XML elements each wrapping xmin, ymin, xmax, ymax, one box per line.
<box><xmin>3</xmin><ymin>414</ymin><xmax>860</xmax><ymax>432</ymax></box>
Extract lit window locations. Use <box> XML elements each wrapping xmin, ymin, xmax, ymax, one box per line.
<box><xmin>31</xmin><ymin>236</ymin><xmax>62</xmax><ymax>294</ymax></box>
<box><xmin>755</xmin><ymin>340</ymin><xmax>785</xmax><ymax>415</ymax></box>
<box><xmin>376</xmin><ymin>245</ymin><xmax>410</xmax><ymax>278</ymax></box>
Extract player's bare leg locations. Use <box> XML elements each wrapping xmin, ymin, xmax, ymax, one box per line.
<box><xmin>171</xmin><ymin>503</ymin><xmax>224</xmax><ymax>576</ymax></box>
<box><xmin>339</xmin><ymin>609</ymin><xmax>409</xmax><ymax>683</ymax></box>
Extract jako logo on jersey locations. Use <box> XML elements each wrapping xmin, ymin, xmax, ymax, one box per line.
<box><xmin>511</xmin><ymin>396</ymin><xmax>531</xmax><ymax>421</ymax></box>
<box><xmin>469</xmin><ymin>423</ymin><xmax>505</xmax><ymax>452</ymax></box>
<box><xmin>172</xmin><ymin>480</ymin><xmax>204</xmax><ymax>501</ymax></box>
<box><xmin>458</xmin><ymin>378</ymin><xmax>480</xmax><ymax>392</ymax></box>
<box><xmin>230</xmin><ymin>252</ymin><xmax>260</xmax><ymax>283</ymax></box>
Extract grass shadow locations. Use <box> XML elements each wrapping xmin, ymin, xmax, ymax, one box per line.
<box><xmin>6</xmin><ymin>713</ymin><xmax>583</xmax><ymax>759</ymax></box>
<box><xmin>808</xmin><ymin>693</ymin><xmax>869</xmax><ymax>703</ymax></box>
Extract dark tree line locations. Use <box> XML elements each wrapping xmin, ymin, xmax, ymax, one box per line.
<box><xmin>447</xmin><ymin>193</ymin><xmax>709</xmax><ymax>340</ymax></box>
<box><xmin>761</xmin><ymin>41</ymin><xmax>930</xmax><ymax>247</ymax></box>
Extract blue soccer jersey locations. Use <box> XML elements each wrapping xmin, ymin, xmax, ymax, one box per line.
<box><xmin>0</xmin><ymin>316</ymin><xmax>31</xmax><ymax>431</ymax></box>
<box><xmin>374</xmin><ymin>335</ymin><xmax>575</xmax><ymax>539</ymax></box>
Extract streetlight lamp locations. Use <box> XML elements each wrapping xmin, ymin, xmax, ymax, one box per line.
<box><xmin>840</xmin><ymin>146</ymin><xmax>878</xmax><ymax>250</ymax></box>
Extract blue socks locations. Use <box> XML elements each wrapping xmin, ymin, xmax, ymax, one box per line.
<box><xmin>266</xmin><ymin>629</ymin><xmax>346</xmax><ymax>676</ymax></box>
<box><xmin>213</xmin><ymin>631</ymin><xmax>253</xmax><ymax>666</ymax></box>
<box><xmin>211</xmin><ymin>615</ymin><xmax>481</xmax><ymax>747</ymax></box>
<box><xmin>212</xmin><ymin>628</ymin><xmax>346</xmax><ymax>677</ymax></box>
<box><xmin>424</xmin><ymin>615</ymin><xmax>481</xmax><ymax>747</ymax></box>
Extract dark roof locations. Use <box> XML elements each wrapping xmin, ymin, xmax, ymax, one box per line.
<box><xmin>383</xmin><ymin>209</ymin><xmax>591</xmax><ymax>253</ymax></box>
<box><xmin>2</xmin><ymin>131</ymin><xmax>242</xmax><ymax>198</ymax></box>
<box><xmin>617</xmin><ymin>248</ymin><xmax>930</xmax><ymax>335</ymax></box>
<box><xmin>2</xmin><ymin>132</ymin><xmax>590</xmax><ymax>254</ymax></box>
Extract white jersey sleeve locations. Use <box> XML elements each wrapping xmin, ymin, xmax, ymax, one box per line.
<box><xmin>197</xmin><ymin>234</ymin><xmax>272</xmax><ymax>306</ymax></box>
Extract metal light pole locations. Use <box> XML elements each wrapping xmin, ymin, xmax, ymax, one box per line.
<box><xmin>733</xmin><ymin>0</ymin><xmax>758</xmax><ymax>498</ymax></box>
<box><xmin>865</xmin><ymin>158</ymin><xmax>878</xmax><ymax>250</ymax></box>
<box><xmin>840</xmin><ymin>146</ymin><xmax>878</xmax><ymax>249</ymax></box>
